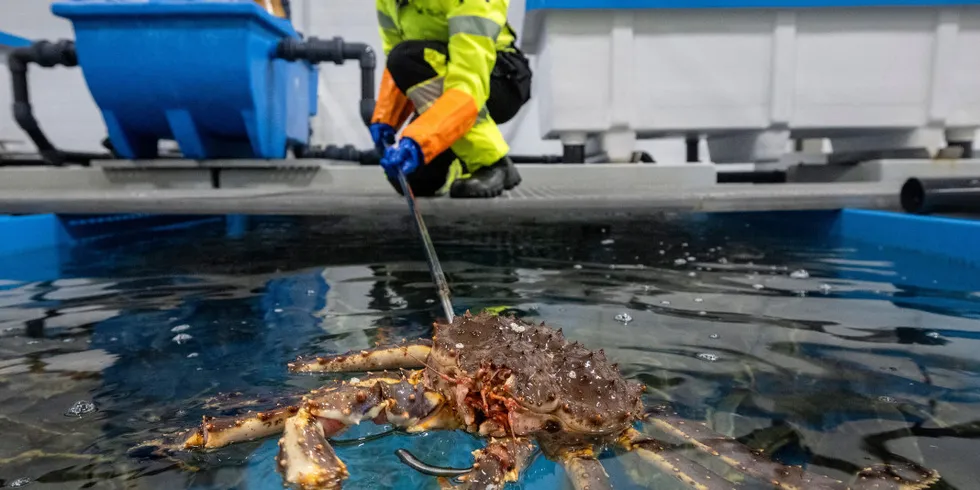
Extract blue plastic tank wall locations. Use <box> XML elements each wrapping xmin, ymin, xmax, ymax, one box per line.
<box><xmin>0</xmin><ymin>30</ymin><xmax>31</xmax><ymax>48</ymax></box>
<box><xmin>0</xmin><ymin>214</ymin><xmax>221</xmax><ymax>282</ymax></box>
<box><xmin>50</xmin><ymin>0</ymin><xmax>317</xmax><ymax>160</ymax></box>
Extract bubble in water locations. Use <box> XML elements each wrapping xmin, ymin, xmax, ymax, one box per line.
<box><xmin>614</xmin><ymin>313</ymin><xmax>633</xmax><ymax>324</ymax></box>
<box><xmin>790</xmin><ymin>269</ymin><xmax>810</xmax><ymax>279</ymax></box>
<box><xmin>709</xmin><ymin>333</ymin><xmax>720</xmax><ymax>339</ymax></box>
<box><xmin>172</xmin><ymin>333</ymin><xmax>192</xmax><ymax>344</ymax></box>
<box><xmin>719</xmin><ymin>258</ymin><xmax>728</xmax><ymax>264</ymax></box>
<box><xmin>659</xmin><ymin>250</ymin><xmax>665</xmax><ymax>255</ymax></box>
<box><xmin>9</xmin><ymin>477</ymin><xmax>31</xmax><ymax>487</ymax></box>
<box><xmin>694</xmin><ymin>297</ymin><xmax>704</xmax><ymax>303</ymax></box>
<box><xmin>696</xmin><ymin>353</ymin><xmax>719</xmax><ymax>362</ymax></box>
<box><xmin>682</xmin><ymin>242</ymin><xmax>689</xmax><ymax>248</ymax></box>
<box><xmin>171</xmin><ymin>324</ymin><xmax>190</xmax><ymax>333</ymax></box>
<box><xmin>674</xmin><ymin>258</ymin><xmax>687</xmax><ymax>266</ymax></box>
<box><xmin>110</xmin><ymin>337</ymin><xmax>118</xmax><ymax>342</ymax></box>
<box><xmin>698</xmin><ymin>311</ymin><xmax>706</xmax><ymax>316</ymax></box>
<box><xmin>273</xmin><ymin>308</ymin><xmax>283</xmax><ymax>313</ymax></box>
<box><xmin>426</xmin><ymin>299</ymin><xmax>435</xmax><ymax>304</ymax></box>
<box><xmin>925</xmin><ymin>331</ymin><xmax>941</xmax><ymax>339</ymax></box>
<box><xmin>753</xmin><ymin>284</ymin><xmax>765</xmax><ymax>290</ymax></box>
<box><xmin>688</xmin><ymin>272</ymin><xmax>696</xmax><ymax>277</ymax></box>
<box><xmin>568</xmin><ymin>371</ymin><xmax>577</xmax><ymax>379</ymax></box>
<box><xmin>27</xmin><ymin>340</ymin><xmax>39</xmax><ymax>345</ymax></box>
<box><xmin>307</xmin><ymin>289</ymin><xmax>316</xmax><ymax>295</ymax></box>
<box><xmin>601</xmin><ymin>239</ymin><xmax>615</xmax><ymax>245</ymax></box>
<box><xmin>187</xmin><ymin>352</ymin><xmax>199</xmax><ymax>358</ymax></box>
<box><xmin>573</xmin><ymin>264</ymin><xmax>583</xmax><ymax>270</ymax></box>
<box><xmin>819</xmin><ymin>284</ymin><xmax>832</xmax><ymax>294</ymax></box>
<box><xmin>64</xmin><ymin>400</ymin><xmax>96</xmax><ymax>417</ymax></box>
<box><xmin>661</xmin><ymin>300</ymin><xmax>671</xmax><ymax>306</ymax></box>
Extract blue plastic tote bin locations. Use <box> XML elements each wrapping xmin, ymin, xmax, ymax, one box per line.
<box><xmin>51</xmin><ymin>0</ymin><xmax>318</xmax><ymax>160</ymax></box>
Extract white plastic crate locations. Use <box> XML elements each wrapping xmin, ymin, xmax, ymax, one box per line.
<box><xmin>522</xmin><ymin>1</ymin><xmax>980</xmax><ymax>162</ymax></box>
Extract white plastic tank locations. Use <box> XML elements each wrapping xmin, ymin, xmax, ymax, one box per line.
<box><xmin>522</xmin><ymin>0</ymin><xmax>980</xmax><ymax>162</ymax></box>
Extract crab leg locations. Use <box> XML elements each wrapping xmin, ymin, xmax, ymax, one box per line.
<box><xmin>183</xmin><ymin>403</ymin><xmax>301</xmax><ymax>449</ymax></box>
<box><xmin>619</xmin><ymin>428</ymin><xmax>741</xmax><ymax>490</ymax></box>
<box><xmin>649</xmin><ymin>416</ymin><xmax>940</xmax><ymax>490</ymax></box>
<box><xmin>437</xmin><ymin>438</ymin><xmax>537</xmax><ymax>490</ymax></box>
<box><xmin>278</xmin><ymin>371</ymin><xmax>456</xmax><ymax>489</ymax></box>
<box><xmin>555</xmin><ymin>447</ymin><xmax>613</xmax><ymax>490</ymax></box>
<box><xmin>288</xmin><ymin>340</ymin><xmax>432</xmax><ymax>373</ymax></box>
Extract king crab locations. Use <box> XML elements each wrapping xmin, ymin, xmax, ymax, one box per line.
<box><xmin>144</xmin><ymin>311</ymin><xmax>941</xmax><ymax>489</ymax></box>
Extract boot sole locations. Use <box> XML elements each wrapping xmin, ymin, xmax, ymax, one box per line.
<box><xmin>449</xmin><ymin>160</ymin><xmax>521</xmax><ymax>198</ymax></box>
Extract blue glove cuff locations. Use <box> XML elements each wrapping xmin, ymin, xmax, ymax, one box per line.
<box><xmin>369</xmin><ymin>123</ymin><xmax>395</xmax><ymax>150</ymax></box>
<box><xmin>399</xmin><ymin>137</ymin><xmax>424</xmax><ymax>174</ymax></box>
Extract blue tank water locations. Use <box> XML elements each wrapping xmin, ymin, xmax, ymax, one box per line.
<box><xmin>51</xmin><ymin>0</ymin><xmax>317</xmax><ymax>160</ymax></box>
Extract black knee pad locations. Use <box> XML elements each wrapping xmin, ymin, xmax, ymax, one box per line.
<box><xmin>385</xmin><ymin>150</ymin><xmax>456</xmax><ymax>197</ymax></box>
<box><xmin>386</xmin><ymin>41</ymin><xmax>448</xmax><ymax>93</ymax></box>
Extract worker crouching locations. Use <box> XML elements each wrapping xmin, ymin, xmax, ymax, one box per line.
<box><xmin>369</xmin><ymin>0</ymin><xmax>532</xmax><ymax>199</ymax></box>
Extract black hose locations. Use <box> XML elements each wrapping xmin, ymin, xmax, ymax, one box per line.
<box><xmin>509</xmin><ymin>154</ymin><xmax>563</xmax><ymax>164</ymax></box>
<box><xmin>7</xmin><ymin>40</ymin><xmax>111</xmax><ymax>166</ymax></box>
<box><xmin>717</xmin><ymin>170</ymin><xmax>786</xmax><ymax>184</ymax></box>
<box><xmin>901</xmin><ymin>177</ymin><xmax>980</xmax><ymax>214</ymax></box>
<box><xmin>295</xmin><ymin>143</ymin><xmax>380</xmax><ymax>165</ymax></box>
<box><xmin>394</xmin><ymin>449</ymin><xmax>473</xmax><ymax>477</ymax></box>
<box><xmin>275</xmin><ymin>36</ymin><xmax>376</xmax><ymax>126</ymax></box>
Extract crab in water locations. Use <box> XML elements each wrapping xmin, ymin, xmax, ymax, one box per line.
<box><xmin>157</xmin><ymin>311</ymin><xmax>941</xmax><ymax>489</ymax></box>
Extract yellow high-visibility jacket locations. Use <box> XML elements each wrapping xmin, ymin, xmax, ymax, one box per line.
<box><xmin>371</xmin><ymin>0</ymin><xmax>515</xmax><ymax>168</ymax></box>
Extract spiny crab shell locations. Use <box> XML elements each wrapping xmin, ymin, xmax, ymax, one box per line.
<box><xmin>426</xmin><ymin>311</ymin><xmax>645</xmax><ymax>446</ymax></box>
<box><xmin>154</xmin><ymin>310</ymin><xmax>942</xmax><ymax>490</ymax></box>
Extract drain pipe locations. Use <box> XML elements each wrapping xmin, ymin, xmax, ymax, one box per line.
<box><xmin>8</xmin><ymin>39</ymin><xmax>111</xmax><ymax>166</ymax></box>
<box><xmin>275</xmin><ymin>36</ymin><xmax>376</xmax><ymax>126</ymax></box>
<box><xmin>901</xmin><ymin>177</ymin><xmax>980</xmax><ymax>214</ymax></box>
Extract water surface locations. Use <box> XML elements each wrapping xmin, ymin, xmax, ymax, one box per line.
<box><xmin>1</xmin><ymin>212</ymin><xmax>978</xmax><ymax>489</ymax></box>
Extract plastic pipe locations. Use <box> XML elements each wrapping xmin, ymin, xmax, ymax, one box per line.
<box><xmin>295</xmin><ymin>143</ymin><xmax>380</xmax><ymax>165</ymax></box>
<box><xmin>901</xmin><ymin>177</ymin><xmax>980</xmax><ymax>214</ymax></box>
<box><xmin>509</xmin><ymin>154</ymin><xmax>563</xmax><ymax>164</ymax></box>
<box><xmin>7</xmin><ymin>39</ymin><xmax>110</xmax><ymax>166</ymax></box>
<box><xmin>275</xmin><ymin>36</ymin><xmax>376</xmax><ymax>126</ymax></box>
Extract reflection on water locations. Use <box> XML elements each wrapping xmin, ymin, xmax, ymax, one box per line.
<box><xmin>1</xmin><ymin>212</ymin><xmax>979</xmax><ymax>489</ymax></box>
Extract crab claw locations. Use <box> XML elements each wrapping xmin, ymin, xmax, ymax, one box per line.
<box><xmin>278</xmin><ymin>407</ymin><xmax>349</xmax><ymax>490</ymax></box>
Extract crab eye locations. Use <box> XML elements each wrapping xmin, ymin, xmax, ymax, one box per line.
<box><xmin>543</xmin><ymin>420</ymin><xmax>561</xmax><ymax>433</ymax></box>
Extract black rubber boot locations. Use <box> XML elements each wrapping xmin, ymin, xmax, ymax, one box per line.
<box><xmin>449</xmin><ymin>156</ymin><xmax>522</xmax><ymax>198</ymax></box>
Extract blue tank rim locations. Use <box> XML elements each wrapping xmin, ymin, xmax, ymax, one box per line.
<box><xmin>0</xmin><ymin>31</ymin><xmax>31</xmax><ymax>48</ymax></box>
<box><xmin>51</xmin><ymin>1</ymin><xmax>297</xmax><ymax>39</ymax></box>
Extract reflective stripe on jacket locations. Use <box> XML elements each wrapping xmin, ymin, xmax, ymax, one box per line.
<box><xmin>371</xmin><ymin>0</ymin><xmax>514</xmax><ymax>166</ymax></box>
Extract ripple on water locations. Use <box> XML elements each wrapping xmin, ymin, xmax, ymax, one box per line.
<box><xmin>0</xmin><ymin>214</ymin><xmax>978</xmax><ymax>489</ymax></box>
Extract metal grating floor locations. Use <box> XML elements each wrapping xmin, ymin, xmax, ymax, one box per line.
<box><xmin>0</xmin><ymin>183</ymin><xmax>900</xmax><ymax>217</ymax></box>
<box><xmin>0</xmin><ymin>163</ymin><xmax>902</xmax><ymax>217</ymax></box>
